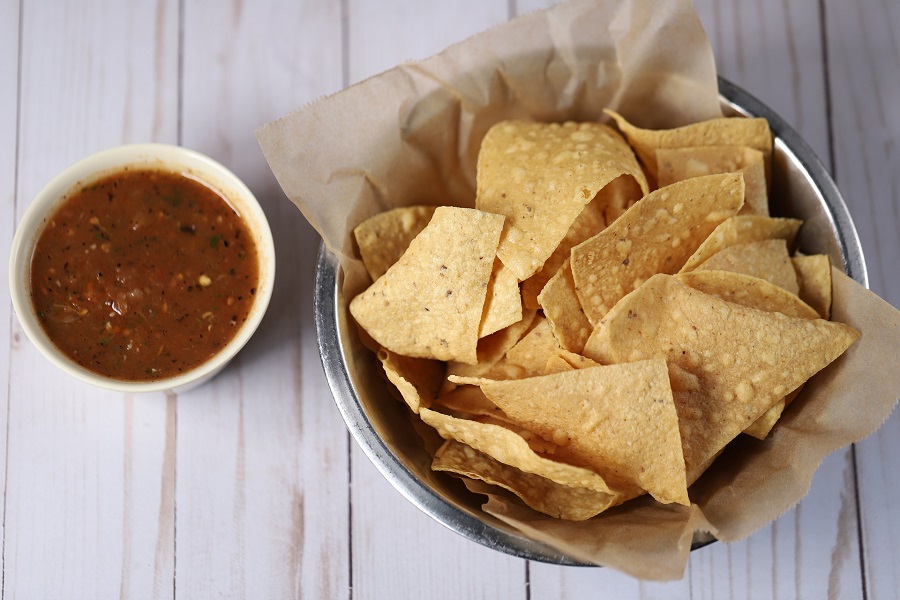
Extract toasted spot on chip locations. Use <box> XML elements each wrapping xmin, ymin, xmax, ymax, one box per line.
<box><xmin>456</xmin><ymin>359</ymin><xmax>688</xmax><ymax>505</ymax></box>
<box><xmin>605</xmin><ymin>109</ymin><xmax>773</xmax><ymax>181</ymax></box>
<box><xmin>419</xmin><ymin>408</ymin><xmax>616</xmax><ymax>495</ymax></box>
<box><xmin>584</xmin><ymin>274</ymin><xmax>859</xmax><ymax>484</ymax></box>
<box><xmin>695</xmin><ymin>238</ymin><xmax>799</xmax><ymax>295</ymax></box>
<box><xmin>349</xmin><ymin>207</ymin><xmax>503</xmax><ymax>364</ymax></box>
<box><xmin>354</xmin><ymin>205</ymin><xmax>437</xmax><ymax>280</ymax></box>
<box><xmin>378</xmin><ymin>348</ymin><xmax>445</xmax><ymax>414</ymax></box>
<box><xmin>476</xmin><ymin>120</ymin><xmax>648</xmax><ymax>281</ymax></box>
<box><xmin>479</xmin><ymin>259</ymin><xmax>523</xmax><ymax>338</ymax></box>
<box><xmin>571</xmin><ymin>173</ymin><xmax>745</xmax><ymax>326</ymax></box>
<box><xmin>433</xmin><ymin>441</ymin><xmax>621</xmax><ymax>520</ymax></box>
<box><xmin>656</xmin><ymin>146</ymin><xmax>769</xmax><ymax>216</ymax></box>
<box><xmin>675</xmin><ymin>270</ymin><xmax>819</xmax><ymax>319</ymax></box>
<box><xmin>538</xmin><ymin>258</ymin><xmax>593</xmax><ymax>353</ymax></box>
<box><xmin>679</xmin><ymin>215</ymin><xmax>803</xmax><ymax>273</ymax></box>
<box><xmin>793</xmin><ymin>254</ymin><xmax>833</xmax><ymax>318</ymax></box>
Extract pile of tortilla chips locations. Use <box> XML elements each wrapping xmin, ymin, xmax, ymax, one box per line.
<box><xmin>348</xmin><ymin>115</ymin><xmax>860</xmax><ymax>522</ymax></box>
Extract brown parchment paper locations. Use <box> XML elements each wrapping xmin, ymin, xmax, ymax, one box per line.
<box><xmin>257</xmin><ymin>0</ymin><xmax>900</xmax><ymax>581</ymax></box>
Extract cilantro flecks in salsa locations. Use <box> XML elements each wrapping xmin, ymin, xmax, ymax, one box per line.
<box><xmin>30</xmin><ymin>168</ymin><xmax>259</xmax><ymax>381</ymax></box>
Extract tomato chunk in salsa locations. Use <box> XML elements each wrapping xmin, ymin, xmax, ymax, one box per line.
<box><xmin>30</xmin><ymin>168</ymin><xmax>259</xmax><ymax>381</ymax></box>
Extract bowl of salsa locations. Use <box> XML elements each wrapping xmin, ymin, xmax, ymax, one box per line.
<box><xmin>9</xmin><ymin>144</ymin><xmax>275</xmax><ymax>393</ymax></box>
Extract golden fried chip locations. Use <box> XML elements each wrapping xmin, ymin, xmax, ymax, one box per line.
<box><xmin>521</xmin><ymin>175</ymin><xmax>641</xmax><ymax>308</ymax></box>
<box><xmin>504</xmin><ymin>318</ymin><xmax>561</xmax><ymax>376</ymax></box>
<box><xmin>656</xmin><ymin>146</ymin><xmax>769</xmax><ymax>216</ymax></box>
<box><xmin>744</xmin><ymin>386</ymin><xmax>803</xmax><ymax>440</ymax></box>
<box><xmin>542</xmin><ymin>348</ymin><xmax>601</xmax><ymax>374</ymax></box>
<box><xmin>349</xmin><ymin>207</ymin><xmax>503</xmax><ymax>364</ymax></box>
<box><xmin>571</xmin><ymin>173</ymin><xmax>745</xmax><ymax>325</ymax></box>
<box><xmin>451</xmin><ymin>359</ymin><xmax>688</xmax><ymax>505</ymax></box>
<box><xmin>419</xmin><ymin>408</ymin><xmax>617</xmax><ymax>495</ymax></box>
<box><xmin>679</xmin><ymin>215</ymin><xmax>802</xmax><ymax>273</ymax></box>
<box><xmin>476</xmin><ymin>120</ymin><xmax>648</xmax><ymax>281</ymax></box>
<box><xmin>433</xmin><ymin>441</ymin><xmax>620</xmax><ymax>520</ymax></box>
<box><xmin>537</xmin><ymin>259</ymin><xmax>593</xmax><ymax>353</ymax></box>
<box><xmin>696</xmin><ymin>238</ymin><xmax>799</xmax><ymax>295</ymax></box>
<box><xmin>378</xmin><ymin>348</ymin><xmax>445</xmax><ymax>413</ymax></box>
<box><xmin>605</xmin><ymin>109</ymin><xmax>773</xmax><ymax>180</ymax></box>
<box><xmin>480</xmin><ymin>259</ymin><xmax>523</xmax><ymax>338</ymax></box>
<box><xmin>793</xmin><ymin>254</ymin><xmax>833</xmax><ymax>318</ymax></box>
<box><xmin>354</xmin><ymin>205</ymin><xmax>437</xmax><ymax>280</ymax></box>
<box><xmin>675</xmin><ymin>270</ymin><xmax>818</xmax><ymax>319</ymax></box>
<box><xmin>582</xmin><ymin>274</ymin><xmax>859</xmax><ymax>483</ymax></box>
<box><xmin>445</xmin><ymin>310</ymin><xmax>538</xmax><ymax>383</ymax></box>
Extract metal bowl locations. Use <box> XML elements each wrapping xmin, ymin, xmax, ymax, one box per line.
<box><xmin>313</xmin><ymin>78</ymin><xmax>867</xmax><ymax>565</ymax></box>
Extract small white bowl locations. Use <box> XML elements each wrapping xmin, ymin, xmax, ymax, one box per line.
<box><xmin>9</xmin><ymin>144</ymin><xmax>275</xmax><ymax>393</ymax></box>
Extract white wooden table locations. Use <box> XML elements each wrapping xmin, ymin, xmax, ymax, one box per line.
<box><xmin>2</xmin><ymin>0</ymin><xmax>898</xmax><ymax>598</ymax></box>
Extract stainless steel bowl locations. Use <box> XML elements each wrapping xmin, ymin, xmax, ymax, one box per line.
<box><xmin>314</xmin><ymin>78</ymin><xmax>867</xmax><ymax>566</ymax></box>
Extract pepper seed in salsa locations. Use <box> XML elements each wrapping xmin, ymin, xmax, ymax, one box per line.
<box><xmin>29</xmin><ymin>168</ymin><xmax>259</xmax><ymax>381</ymax></box>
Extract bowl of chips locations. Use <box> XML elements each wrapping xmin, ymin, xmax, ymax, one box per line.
<box><xmin>313</xmin><ymin>77</ymin><xmax>866</xmax><ymax>566</ymax></box>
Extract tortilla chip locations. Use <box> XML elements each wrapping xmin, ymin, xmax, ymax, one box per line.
<box><xmin>451</xmin><ymin>359</ymin><xmax>688</xmax><ymax>505</ymax></box>
<box><xmin>434</xmin><ymin>385</ymin><xmax>505</xmax><ymax>420</ymax></box>
<box><xmin>656</xmin><ymin>146</ymin><xmax>769</xmax><ymax>216</ymax></box>
<box><xmin>378</xmin><ymin>348</ymin><xmax>445</xmax><ymax>413</ymax></box>
<box><xmin>476</xmin><ymin>120</ymin><xmax>648</xmax><ymax>281</ymax></box>
<box><xmin>445</xmin><ymin>309</ymin><xmax>538</xmax><ymax>384</ymax></box>
<box><xmin>521</xmin><ymin>175</ymin><xmax>642</xmax><ymax>308</ymax></box>
<box><xmin>349</xmin><ymin>207</ymin><xmax>503</xmax><ymax>364</ymax></box>
<box><xmin>480</xmin><ymin>259</ymin><xmax>523</xmax><ymax>338</ymax></box>
<box><xmin>537</xmin><ymin>259</ymin><xmax>593</xmax><ymax>353</ymax></box>
<box><xmin>419</xmin><ymin>408</ymin><xmax>617</xmax><ymax>495</ymax></box>
<box><xmin>433</xmin><ymin>441</ymin><xmax>620</xmax><ymax>521</ymax></box>
<box><xmin>680</xmin><ymin>215</ymin><xmax>802</xmax><ymax>273</ymax></box>
<box><xmin>695</xmin><ymin>238</ymin><xmax>799</xmax><ymax>295</ymax></box>
<box><xmin>543</xmin><ymin>348</ymin><xmax>601</xmax><ymax>374</ymax></box>
<box><xmin>504</xmin><ymin>318</ymin><xmax>561</xmax><ymax>376</ymax></box>
<box><xmin>793</xmin><ymin>254</ymin><xmax>833</xmax><ymax>318</ymax></box>
<box><xmin>743</xmin><ymin>386</ymin><xmax>803</xmax><ymax>440</ymax></box>
<box><xmin>605</xmin><ymin>110</ymin><xmax>773</xmax><ymax>180</ymax></box>
<box><xmin>571</xmin><ymin>173</ymin><xmax>745</xmax><ymax>325</ymax></box>
<box><xmin>582</xmin><ymin>274</ymin><xmax>860</xmax><ymax>484</ymax></box>
<box><xmin>354</xmin><ymin>205</ymin><xmax>437</xmax><ymax>280</ymax></box>
<box><xmin>675</xmin><ymin>270</ymin><xmax>819</xmax><ymax>319</ymax></box>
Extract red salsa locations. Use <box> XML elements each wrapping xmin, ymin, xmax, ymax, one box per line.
<box><xmin>30</xmin><ymin>168</ymin><xmax>259</xmax><ymax>381</ymax></box>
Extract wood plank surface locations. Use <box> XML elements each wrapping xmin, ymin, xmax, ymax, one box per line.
<box><xmin>1</xmin><ymin>0</ymin><xmax>897</xmax><ymax>598</ymax></box>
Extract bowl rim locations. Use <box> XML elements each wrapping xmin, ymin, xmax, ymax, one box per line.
<box><xmin>9</xmin><ymin>143</ymin><xmax>276</xmax><ymax>394</ymax></box>
<box><xmin>314</xmin><ymin>77</ymin><xmax>868</xmax><ymax>566</ymax></box>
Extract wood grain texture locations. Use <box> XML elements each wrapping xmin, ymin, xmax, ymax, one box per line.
<box><xmin>825</xmin><ymin>1</ymin><xmax>900</xmax><ymax>599</ymax></box>
<box><xmin>176</xmin><ymin>0</ymin><xmax>348</xmax><ymax>598</ymax></box>
<box><xmin>6</xmin><ymin>1</ymin><xmax>178</xmax><ymax>598</ymax></box>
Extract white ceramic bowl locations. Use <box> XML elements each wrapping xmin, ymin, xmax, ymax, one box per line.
<box><xmin>9</xmin><ymin>144</ymin><xmax>275</xmax><ymax>393</ymax></box>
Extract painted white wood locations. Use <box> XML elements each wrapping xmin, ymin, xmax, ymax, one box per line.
<box><xmin>5</xmin><ymin>1</ymin><xmax>179</xmax><ymax>598</ymax></box>
<box><xmin>175</xmin><ymin>1</ymin><xmax>348</xmax><ymax>598</ymax></box>
<box><xmin>825</xmin><ymin>1</ymin><xmax>900</xmax><ymax>599</ymax></box>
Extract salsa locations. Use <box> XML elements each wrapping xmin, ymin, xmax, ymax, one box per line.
<box><xmin>30</xmin><ymin>168</ymin><xmax>259</xmax><ymax>381</ymax></box>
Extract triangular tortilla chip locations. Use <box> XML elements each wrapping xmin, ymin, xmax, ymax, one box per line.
<box><xmin>350</xmin><ymin>207</ymin><xmax>504</xmax><ymax>364</ymax></box>
<box><xmin>696</xmin><ymin>238</ymin><xmax>799</xmax><ymax>295</ymax></box>
<box><xmin>433</xmin><ymin>441</ymin><xmax>620</xmax><ymax>521</ymax></box>
<box><xmin>521</xmin><ymin>174</ymin><xmax>641</xmax><ymax>308</ymax></box>
<box><xmin>679</xmin><ymin>215</ymin><xmax>802</xmax><ymax>273</ymax></box>
<box><xmin>582</xmin><ymin>274</ymin><xmax>859</xmax><ymax>483</ymax></box>
<box><xmin>378</xmin><ymin>348</ymin><xmax>445</xmax><ymax>413</ymax></box>
<box><xmin>675</xmin><ymin>270</ymin><xmax>818</xmax><ymax>319</ymax></box>
<box><xmin>793</xmin><ymin>254</ymin><xmax>832</xmax><ymax>318</ymax></box>
<box><xmin>605</xmin><ymin>109</ymin><xmax>773</xmax><ymax>180</ymax></box>
<box><xmin>479</xmin><ymin>259</ymin><xmax>523</xmax><ymax>338</ymax></box>
<box><xmin>537</xmin><ymin>258</ymin><xmax>593</xmax><ymax>353</ymax></box>
<box><xmin>571</xmin><ymin>173</ymin><xmax>745</xmax><ymax>325</ymax></box>
<box><xmin>451</xmin><ymin>359</ymin><xmax>688</xmax><ymax>506</ymax></box>
<box><xmin>656</xmin><ymin>146</ymin><xmax>769</xmax><ymax>216</ymax></box>
<box><xmin>419</xmin><ymin>408</ymin><xmax>616</xmax><ymax>495</ymax></box>
<box><xmin>504</xmin><ymin>318</ymin><xmax>561</xmax><ymax>376</ymax></box>
<box><xmin>476</xmin><ymin>120</ymin><xmax>648</xmax><ymax>281</ymax></box>
<box><xmin>354</xmin><ymin>205</ymin><xmax>437</xmax><ymax>280</ymax></box>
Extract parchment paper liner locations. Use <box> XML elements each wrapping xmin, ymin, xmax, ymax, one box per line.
<box><xmin>257</xmin><ymin>0</ymin><xmax>900</xmax><ymax>580</ymax></box>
